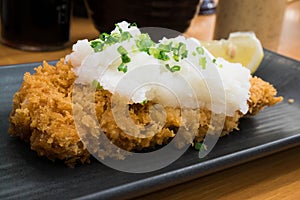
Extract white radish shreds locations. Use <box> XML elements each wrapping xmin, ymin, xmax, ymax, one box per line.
<box><xmin>65</xmin><ymin>39</ymin><xmax>94</xmax><ymax>68</ymax></box>
<box><xmin>66</xmin><ymin>21</ymin><xmax>251</xmax><ymax>116</ymax></box>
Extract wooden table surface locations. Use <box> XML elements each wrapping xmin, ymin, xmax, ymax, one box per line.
<box><xmin>1</xmin><ymin>2</ymin><xmax>300</xmax><ymax>200</ymax></box>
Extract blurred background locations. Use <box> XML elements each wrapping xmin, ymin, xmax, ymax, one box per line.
<box><xmin>0</xmin><ymin>0</ymin><xmax>299</xmax><ymax>65</ymax></box>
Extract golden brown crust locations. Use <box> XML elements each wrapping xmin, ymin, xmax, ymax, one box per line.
<box><xmin>248</xmin><ymin>76</ymin><xmax>283</xmax><ymax>115</ymax></box>
<box><xmin>9</xmin><ymin>61</ymin><xmax>283</xmax><ymax>166</ymax></box>
<box><xmin>9</xmin><ymin>60</ymin><xmax>89</xmax><ymax>166</ymax></box>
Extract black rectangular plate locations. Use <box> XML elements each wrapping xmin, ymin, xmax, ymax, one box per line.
<box><xmin>1</xmin><ymin>50</ymin><xmax>300</xmax><ymax>200</ymax></box>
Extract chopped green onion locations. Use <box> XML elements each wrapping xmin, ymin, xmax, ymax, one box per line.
<box><xmin>178</xmin><ymin>42</ymin><xmax>188</xmax><ymax>59</ymax></box>
<box><xmin>194</xmin><ymin>142</ymin><xmax>202</xmax><ymax>150</ymax></box>
<box><xmin>90</xmin><ymin>40</ymin><xmax>105</xmax><ymax>52</ymax></box>
<box><xmin>131</xmin><ymin>45</ymin><xmax>138</xmax><ymax>53</ymax></box>
<box><xmin>105</xmin><ymin>35</ymin><xmax>119</xmax><ymax>45</ymax></box>
<box><xmin>165</xmin><ymin>64</ymin><xmax>181</xmax><ymax>72</ymax></box>
<box><xmin>195</xmin><ymin>142</ymin><xmax>207</xmax><ymax>151</ymax></box>
<box><xmin>219</xmin><ymin>64</ymin><xmax>223</xmax><ymax>68</ymax></box>
<box><xmin>90</xmin><ymin>40</ymin><xmax>101</xmax><ymax>47</ymax></box>
<box><xmin>172</xmin><ymin>42</ymin><xmax>188</xmax><ymax>61</ymax></box>
<box><xmin>181</xmin><ymin>49</ymin><xmax>188</xmax><ymax>59</ymax></box>
<box><xmin>99</xmin><ymin>32</ymin><xmax>110</xmax><ymax>41</ymax></box>
<box><xmin>117</xmin><ymin>63</ymin><xmax>128</xmax><ymax>73</ymax></box>
<box><xmin>128</xmin><ymin>22</ymin><xmax>137</xmax><ymax>28</ymax></box>
<box><xmin>199</xmin><ymin>57</ymin><xmax>207</xmax><ymax>69</ymax></box>
<box><xmin>158</xmin><ymin>43</ymin><xmax>172</xmax><ymax>52</ymax></box>
<box><xmin>117</xmin><ymin>46</ymin><xmax>128</xmax><ymax>55</ymax></box>
<box><xmin>117</xmin><ymin>46</ymin><xmax>131</xmax><ymax>63</ymax></box>
<box><xmin>173</xmin><ymin>55</ymin><xmax>179</xmax><ymax>62</ymax></box>
<box><xmin>149</xmin><ymin>47</ymin><xmax>160</xmax><ymax>58</ymax></box>
<box><xmin>165</xmin><ymin>64</ymin><xmax>171</xmax><ymax>71</ymax></box>
<box><xmin>115</xmin><ymin>23</ymin><xmax>123</xmax><ymax>33</ymax></box>
<box><xmin>171</xmin><ymin>65</ymin><xmax>181</xmax><ymax>72</ymax></box>
<box><xmin>121</xmin><ymin>54</ymin><xmax>131</xmax><ymax>63</ymax></box>
<box><xmin>212</xmin><ymin>58</ymin><xmax>217</xmax><ymax>64</ymax></box>
<box><xmin>192</xmin><ymin>51</ymin><xmax>197</xmax><ymax>56</ymax></box>
<box><xmin>159</xmin><ymin>51</ymin><xmax>170</xmax><ymax>61</ymax></box>
<box><xmin>92</xmin><ymin>80</ymin><xmax>102</xmax><ymax>90</ymax></box>
<box><xmin>135</xmin><ymin>33</ymin><xmax>155</xmax><ymax>53</ymax></box>
<box><xmin>149</xmin><ymin>47</ymin><xmax>170</xmax><ymax>60</ymax></box>
<box><xmin>120</xmin><ymin>31</ymin><xmax>132</xmax><ymax>42</ymax></box>
<box><xmin>150</xmin><ymin>40</ymin><xmax>188</xmax><ymax>62</ymax></box>
<box><xmin>91</xmin><ymin>30</ymin><xmax>132</xmax><ymax>52</ymax></box>
<box><xmin>141</xmin><ymin>99</ymin><xmax>148</xmax><ymax>105</ymax></box>
<box><xmin>149</xmin><ymin>48</ymin><xmax>170</xmax><ymax>60</ymax></box>
<box><xmin>173</xmin><ymin>43</ymin><xmax>181</xmax><ymax>55</ymax></box>
<box><xmin>196</xmin><ymin>46</ymin><xmax>204</xmax><ymax>55</ymax></box>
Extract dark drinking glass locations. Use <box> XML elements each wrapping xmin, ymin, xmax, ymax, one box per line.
<box><xmin>0</xmin><ymin>0</ymin><xmax>71</xmax><ymax>51</ymax></box>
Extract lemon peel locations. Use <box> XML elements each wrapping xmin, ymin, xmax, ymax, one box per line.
<box><xmin>201</xmin><ymin>32</ymin><xmax>264</xmax><ymax>74</ymax></box>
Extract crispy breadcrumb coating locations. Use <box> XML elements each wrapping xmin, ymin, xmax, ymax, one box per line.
<box><xmin>248</xmin><ymin>76</ymin><xmax>283</xmax><ymax>115</ymax></box>
<box><xmin>9</xmin><ymin>60</ymin><xmax>283</xmax><ymax>166</ymax></box>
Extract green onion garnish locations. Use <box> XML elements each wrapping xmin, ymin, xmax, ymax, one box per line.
<box><xmin>92</xmin><ymin>80</ymin><xmax>102</xmax><ymax>90</ymax></box>
<box><xmin>91</xmin><ymin>24</ymin><xmax>133</xmax><ymax>52</ymax></box>
<box><xmin>212</xmin><ymin>58</ymin><xmax>217</xmax><ymax>64</ymax></box>
<box><xmin>90</xmin><ymin>40</ymin><xmax>105</xmax><ymax>52</ymax></box>
<box><xmin>149</xmin><ymin>46</ymin><xmax>170</xmax><ymax>60</ymax></box>
<box><xmin>149</xmin><ymin>47</ymin><xmax>160</xmax><ymax>58</ymax></box>
<box><xmin>199</xmin><ymin>57</ymin><xmax>207</xmax><ymax>69</ymax></box>
<box><xmin>117</xmin><ymin>46</ymin><xmax>128</xmax><ymax>55</ymax></box>
<box><xmin>159</xmin><ymin>51</ymin><xmax>170</xmax><ymax>61</ymax></box>
<box><xmin>117</xmin><ymin>63</ymin><xmax>128</xmax><ymax>73</ymax></box>
<box><xmin>115</xmin><ymin>23</ymin><xmax>123</xmax><ymax>33</ymax></box>
<box><xmin>120</xmin><ymin>31</ymin><xmax>132</xmax><ymax>42</ymax></box>
<box><xmin>158</xmin><ymin>42</ymin><xmax>172</xmax><ymax>52</ymax></box>
<box><xmin>90</xmin><ymin>23</ymin><xmax>214</xmax><ymax>75</ymax></box>
<box><xmin>105</xmin><ymin>34</ymin><xmax>119</xmax><ymax>45</ymax></box>
<box><xmin>128</xmin><ymin>22</ymin><xmax>137</xmax><ymax>28</ymax></box>
<box><xmin>172</xmin><ymin>42</ymin><xmax>188</xmax><ymax>61</ymax></box>
<box><xmin>117</xmin><ymin>46</ymin><xmax>131</xmax><ymax>63</ymax></box>
<box><xmin>135</xmin><ymin>33</ymin><xmax>155</xmax><ymax>53</ymax></box>
<box><xmin>194</xmin><ymin>142</ymin><xmax>202</xmax><ymax>150</ymax></box>
<box><xmin>171</xmin><ymin>65</ymin><xmax>181</xmax><ymax>72</ymax></box>
<box><xmin>141</xmin><ymin>99</ymin><xmax>148</xmax><ymax>105</ymax></box>
<box><xmin>196</xmin><ymin>46</ymin><xmax>204</xmax><ymax>55</ymax></box>
<box><xmin>121</xmin><ymin>54</ymin><xmax>131</xmax><ymax>63</ymax></box>
<box><xmin>173</xmin><ymin>55</ymin><xmax>179</xmax><ymax>62</ymax></box>
<box><xmin>178</xmin><ymin>42</ymin><xmax>188</xmax><ymax>59</ymax></box>
<box><xmin>195</xmin><ymin>142</ymin><xmax>207</xmax><ymax>151</ymax></box>
<box><xmin>99</xmin><ymin>32</ymin><xmax>110</xmax><ymax>41</ymax></box>
<box><xmin>165</xmin><ymin>64</ymin><xmax>181</xmax><ymax>72</ymax></box>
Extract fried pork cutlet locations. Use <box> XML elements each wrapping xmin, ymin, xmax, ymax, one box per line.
<box><xmin>9</xmin><ymin>60</ymin><xmax>283</xmax><ymax>166</ymax></box>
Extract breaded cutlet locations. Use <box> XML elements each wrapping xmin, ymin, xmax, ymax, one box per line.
<box><xmin>9</xmin><ymin>60</ymin><xmax>283</xmax><ymax>166</ymax></box>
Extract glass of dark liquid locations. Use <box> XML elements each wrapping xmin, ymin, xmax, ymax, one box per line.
<box><xmin>0</xmin><ymin>0</ymin><xmax>72</xmax><ymax>51</ymax></box>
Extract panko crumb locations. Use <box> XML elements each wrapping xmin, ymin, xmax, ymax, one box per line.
<box><xmin>288</xmin><ymin>98</ymin><xmax>295</xmax><ymax>104</ymax></box>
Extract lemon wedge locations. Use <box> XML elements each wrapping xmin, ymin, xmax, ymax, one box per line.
<box><xmin>201</xmin><ymin>32</ymin><xmax>264</xmax><ymax>74</ymax></box>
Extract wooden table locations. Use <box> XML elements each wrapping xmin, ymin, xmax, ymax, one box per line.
<box><xmin>1</xmin><ymin>2</ymin><xmax>300</xmax><ymax>199</ymax></box>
